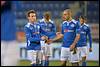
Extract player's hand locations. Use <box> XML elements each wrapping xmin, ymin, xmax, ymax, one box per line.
<box><xmin>70</xmin><ymin>43</ymin><xmax>75</xmax><ymax>51</ymax></box>
<box><xmin>41</xmin><ymin>36</ymin><xmax>46</xmax><ymax>40</ymax></box>
<box><xmin>46</xmin><ymin>39</ymin><xmax>53</xmax><ymax>44</ymax></box>
<box><xmin>41</xmin><ymin>36</ymin><xmax>48</xmax><ymax>40</ymax></box>
<box><xmin>56</xmin><ymin>32</ymin><xmax>63</xmax><ymax>39</ymax></box>
<box><xmin>56</xmin><ymin>32</ymin><xmax>61</xmax><ymax>35</ymax></box>
<box><xmin>41</xmin><ymin>46</ymin><xmax>45</xmax><ymax>49</ymax></box>
<box><xmin>56</xmin><ymin>32</ymin><xmax>63</xmax><ymax>37</ymax></box>
<box><xmin>44</xmin><ymin>36</ymin><xmax>48</xmax><ymax>41</ymax></box>
<box><xmin>89</xmin><ymin>48</ymin><xmax>92</xmax><ymax>52</ymax></box>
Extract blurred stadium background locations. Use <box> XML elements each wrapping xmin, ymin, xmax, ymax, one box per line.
<box><xmin>1</xmin><ymin>1</ymin><xmax>99</xmax><ymax>66</ymax></box>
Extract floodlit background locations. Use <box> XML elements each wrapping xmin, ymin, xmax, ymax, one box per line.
<box><xmin>1</xmin><ymin>1</ymin><xmax>99</xmax><ymax>66</ymax></box>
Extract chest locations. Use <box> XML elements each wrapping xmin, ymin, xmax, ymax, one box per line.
<box><xmin>80</xmin><ymin>26</ymin><xmax>88</xmax><ymax>34</ymax></box>
<box><xmin>63</xmin><ymin>22</ymin><xmax>76</xmax><ymax>30</ymax></box>
<box><xmin>29</xmin><ymin>25</ymin><xmax>40</xmax><ymax>33</ymax></box>
<box><xmin>40</xmin><ymin>22</ymin><xmax>53</xmax><ymax>28</ymax></box>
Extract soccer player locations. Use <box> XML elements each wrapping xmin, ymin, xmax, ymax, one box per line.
<box><xmin>1</xmin><ymin>1</ymin><xmax>19</xmax><ymax>66</ymax></box>
<box><xmin>52</xmin><ymin>9</ymin><xmax>80</xmax><ymax>66</ymax></box>
<box><xmin>39</xmin><ymin>12</ymin><xmax>56</xmax><ymax>66</ymax></box>
<box><xmin>24</xmin><ymin>10</ymin><xmax>46</xmax><ymax>66</ymax></box>
<box><xmin>77</xmin><ymin>16</ymin><xmax>92</xmax><ymax>66</ymax></box>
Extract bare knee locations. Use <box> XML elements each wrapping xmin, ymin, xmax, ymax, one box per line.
<box><xmin>43</xmin><ymin>56</ymin><xmax>49</xmax><ymax>60</ymax></box>
<box><xmin>61</xmin><ymin>61</ymin><xmax>66</xmax><ymax>66</ymax></box>
<box><xmin>82</xmin><ymin>56</ymin><xmax>86</xmax><ymax>61</ymax></box>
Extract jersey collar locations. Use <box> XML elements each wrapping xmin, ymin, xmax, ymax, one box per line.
<box><xmin>28</xmin><ymin>22</ymin><xmax>37</xmax><ymax>26</ymax></box>
<box><xmin>42</xmin><ymin>18</ymin><xmax>52</xmax><ymax>23</ymax></box>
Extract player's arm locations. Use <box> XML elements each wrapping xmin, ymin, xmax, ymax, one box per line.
<box><xmin>46</xmin><ymin>32</ymin><xmax>63</xmax><ymax>44</ymax></box>
<box><xmin>70</xmin><ymin>34</ymin><xmax>80</xmax><ymax>50</ymax></box>
<box><xmin>24</xmin><ymin>26</ymin><xmax>41</xmax><ymax>42</ymax></box>
<box><xmin>52</xmin><ymin>24</ymin><xmax>64</xmax><ymax>42</ymax></box>
<box><xmin>70</xmin><ymin>22</ymin><xmax>80</xmax><ymax>50</ymax></box>
<box><xmin>39</xmin><ymin>24</ymin><xmax>49</xmax><ymax>41</ymax></box>
<box><xmin>87</xmin><ymin>26</ymin><xmax>92</xmax><ymax>52</ymax></box>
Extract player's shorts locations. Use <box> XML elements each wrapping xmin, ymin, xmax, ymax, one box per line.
<box><xmin>60</xmin><ymin>47</ymin><xmax>71</xmax><ymax>61</ymax></box>
<box><xmin>60</xmin><ymin>47</ymin><xmax>79</xmax><ymax>63</ymax></box>
<box><xmin>27</xmin><ymin>50</ymin><xmax>42</xmax><ymax>64</ymax></box>
<box><xmin>77</xmin><ymin>46</ymin><xmax>88</xmax><ymax>59</ymax></box>
<box><xmin>40</xmin><ymin>40</ymin><xmax>52</xmax><ymax>57</ymax></box>
<box><xmin>1</xmin><ymin>40</ymin><xmax>19</xmax><ymax>66</ymax></box>
<box><xmin>70</xmin><ymin>48</ymin><xmax>80</xmax><ymax>63</ymax></box>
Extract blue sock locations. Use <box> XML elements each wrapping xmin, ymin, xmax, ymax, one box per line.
<box><xmin>36</xmin><ymin>64</ymin><xmax>42</xmax><ymax>66</ymax></box>
<box><xmin>82</xmin><ymin>61</ymin><xmax>86</xmax><ymax>66</ymax></box>
<box><xmin>42</xmin><ymin>60</ymin><xmax>45</xmax><ymax>66</ymax></box>
<box><xmin>31</xmin><ymin>64</ymin><xmax>36</xmax><ymax>66</ymax></box>
<box><xmin>36</xmin><ymin>62</ymin><xmax>42</xmax><ymax>66</ymax></box>
<box><xmin>42</xmin><ymin>60</ymin><xmax>49</xmax><ymax>66</ymax></box>
<box><xmin>45</xmin><ymin>60</ymin><xmax>49</xmax><ymax>66</ymax></box>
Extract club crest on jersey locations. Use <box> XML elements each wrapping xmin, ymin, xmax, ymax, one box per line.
<box><xmin>70</xmin><ymin>24</ymin><xmax>75</xmax><ymax>27</ymax></box>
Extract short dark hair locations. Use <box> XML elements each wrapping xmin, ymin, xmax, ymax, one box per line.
<box><xmin>26</xmin><ymin>10</ymin><xmax>36</xmax><ymax>17</ymax></box>
<box><xmin>79</xmin><ymin>15</ymin><xmax>87</xmax><ymax>20</ymax></box>
<box><xmin>43</xmin><ymin>12</ymin><xmax>51</xmax><ymax>18</ymax></box>
<box><xmin>64</xmin><ymin>9</ymin><xmax>72</xmax><ymax>13</ymax></box>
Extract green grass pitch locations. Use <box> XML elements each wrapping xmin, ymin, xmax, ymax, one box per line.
<box><xmin>17</xmin><ymin>60</ymin><xmax>99</xmax><ymax>66</ymax></box>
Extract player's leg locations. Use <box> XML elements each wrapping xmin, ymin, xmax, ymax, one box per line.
<box><xmin>71</xmin><ymin>62</ymin><xmax>79</xmax><ymax>66</ymax></box>
<box><xmin>42</xmin><ymin>44</ymin><xmax>51</xmax><ymax>66</ymax></box>
<box><xmin>61</xmin><ymin>61</ymin><xmax>66</xmax><ymax>66</ymax></box>
<box><xmin>42</xmin><ymin>55</ymin><xmax>49</xmax><ymax>66</ymax></box>
<box><xmin>70</xmin><ymin>48</ymin><xmax>80</xmax><ymax>66</ymax></box>
<box><xmin>1</xmin><ymin>41</ymin><xmax>7</xmax><ymax>66</ymax></box>
<box><xmin>3</xmin><ymin>41</ymin><xmax>19</xmax><ymax>66</ymax></box>
<box><xmin>27</xmin><ymin>50</ymin><xmax>37</xmax><ymax>66</ymax></box>
<box><xmin>60</xmin><ymin>47</ymin><xmax>69</xmax><ymax>66</ymax></box>
<box><xmin>81</xmin><ymin>46</ymin><xmax>88</xmax><ymax>66</ymax></box>
<box><xmin>40</xmin><ymin>40</ymin><xmax>46</xmax><ymax>66</ymax></box>
<box><xmin>36</xmin><ymin>50</ymin><xmax>43</xmax><ymax>66</ymax></box>
<box><xmin>42</xmin><ymin>54</ymin><xmax>46</xmax><ymax>66</ymax></box>
<box><xmin>82</xmin><ymin>56</ymin><xmax>86</xmax><ymax>66</ymax></box>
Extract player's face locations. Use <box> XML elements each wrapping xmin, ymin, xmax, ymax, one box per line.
<box><xmin>28</xmin><ymin>13</ymin><xmax>36</xmax><ymax>23</ymax></box>
<box><xmin>62</xmin><ymin>11</ymin><xmax>71</xmax><ymax>21</ymax></box>
<box><xmin>44</xmin><ymin>15</ymin><xmax>50</xmax><ymax>22</ymax></box>
<box><xmin>79</xmin><ymin>18</ymin><xmax>84</xmax><ymax>24</ymax></box>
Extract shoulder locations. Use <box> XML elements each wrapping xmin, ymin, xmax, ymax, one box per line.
<box><xmin>25</xmin><ymin>23</ymin><xmax>31</xmax><ymax>28</ymax></box>
<box><xmin>71</xmin><ymin>19</ymin><xmax>79</xmax><ymax>24</ymax></box>
<box><xmin>84</xmin><ymin>23</ymin><xmax>89</xmax><ymax>27</ymax></box>
<box><xmin>62</xmin><ymin>21</ymin><xmax>67</xmax><ymax>24</ymax></box>
<box><xmin>84</xmin><ymin>23</ymin><xmax>90</xmax><ymax>29</ymax></box>
<box><xmin>39</xmin><ymin>18</ymin><xmax>44</xmax><ymax>22</ymax></box>
<box><xmin>83</xmin><ymin>23</ymin><xmax>90</xmax><ymax>30</ymax></box>
<box><xmin>38</xmin><ymin>19</ymin><xmax>45</xmax><ymax>25</ymax></box>
<box><xmin>35</xmin><ymin>23</ymin><xmax>41</xmax><ymax>28</ymax></box>
<box><xmin>49</xmin><ymin>19</ymin><xmax>54</xmax><ymax>24</ymax></box>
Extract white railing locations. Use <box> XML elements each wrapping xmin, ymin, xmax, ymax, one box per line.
<box><xmin>19</xmin><ymin>42</ymin><xmax>99</xmax><ymax>61</ymax></box>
